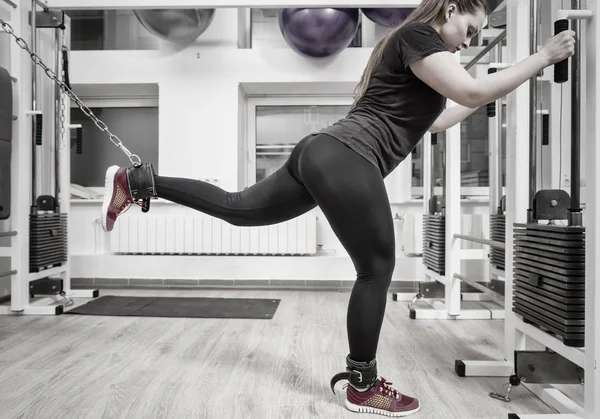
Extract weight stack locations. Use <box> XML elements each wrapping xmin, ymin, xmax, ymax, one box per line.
<box><xmin>512</xmin><ymin>223</ymin><xmax>585</xmax><ymax>347</ymax></box>
<box><xmin>29</xmin><ymin>213</ymin><xmax>68</xmax><ymax>272</ymax></box>
<box><xmin>423</xmin><ymin>214</ymin><xmax>446</xmax><ymax>275</ymax></box>
<box><xmin>490</xmin><ymin>213</ymin><xmax>506</xmax><ymax>270</ymax></box>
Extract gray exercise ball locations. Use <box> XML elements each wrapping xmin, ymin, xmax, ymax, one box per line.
<box><xmin>134</xmin><ymin>9</ymin><xmax>216</xmax><ymax>43</ymax></box>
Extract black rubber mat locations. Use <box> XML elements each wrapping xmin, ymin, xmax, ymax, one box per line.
<box><xmin>66</xmin><ymin>295</ymin><xmax>280</xmax><ymax>319</ymax></box>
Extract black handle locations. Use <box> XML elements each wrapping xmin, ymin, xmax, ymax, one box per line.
<box><xmin>35</xmin><ymin>114</ymin><xmax>43</xmax><ymax>146</ymax></box>
<box><xmin>76</xmin><ymin>127</ymin><xmax>83</xmax><ymax>154</ymax></box>
<box><xmin>526</xmin><ymin>273</ymin><xmax>543</xmax><ymax>287</ymax></box>
<box><xmin>487</xmin><ymin>68</ymin><xmax>498</xmax><ymax>117</ymax></box>
<box><xmin>554</xmin><ymin>19</ymin><xmax>569</xmax><ymax>83</ymax></box>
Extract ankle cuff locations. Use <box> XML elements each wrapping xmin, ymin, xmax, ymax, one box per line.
<box><xmin>128</xmin><ymin>163</ymin><xmax>157</xmax><ymax>200</ymax></box>
<box><xmin>346</xmin><ymin>355</ymin><xmax>378</xmax><ymax>387</ymax></box>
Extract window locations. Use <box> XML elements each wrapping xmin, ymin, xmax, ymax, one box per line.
<box><xmin>70</xmin><ymin>107</ymin><xmax>159</xmax><ymax>187</ymax></box>
<box><xmin>411</xmin><ymin>106</ymin><xmax>506</xmax><ymax>198</ymax></box>
<box><xmin>246</xmin><ymin>98</ymin><xmax>506</xmax><ymax>200</ymax></box>
<box><xmin>66</xmin><ymin>10</ymin><xmax>162</xmax><ymax>50</ymax></box>
<box><xmin>246</xmin><ymin>97</ymin><xmax>352</xmax><ymax>185</ymax></box>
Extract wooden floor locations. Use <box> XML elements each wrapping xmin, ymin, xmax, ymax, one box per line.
<box><xmin>0</xmin><ymin>288</ymin><xmax>581</xmax><ymax>419</ymax></box>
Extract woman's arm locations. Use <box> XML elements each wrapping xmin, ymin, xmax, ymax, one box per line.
<box><xmin>429</xmin><ymin>104</ymin><xmax>479</xmax><ymax>133</ymax></box>
<box><xmin>410</xmin><ymin>30</ymin><xmax>575</xmax><ymax>109</ymax></box>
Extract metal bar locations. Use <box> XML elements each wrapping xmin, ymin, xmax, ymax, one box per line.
<box><xmin>529</xmin><ymin>0</ymin><xmax>539</xmax><ymax>209</ymax></box>
<box><xmin>464</xmin><ymin>30</ymin><xmax>506</xmax><ymax>70</ymax></box>
<box><xmin>0</xmin><ymin>231</ymin><xmax>17</xmax><ymax>237</ymax></box>
<box><xmin>1</xmin><ymin>0</ymin><xmax>17</xmax><ymax>8</ymax></box>
<box><xmin>10</xmin><ymin>76</ymin><xmax>17</xmax><ymax>82</ymax></box>
<box><xmin>54</xmin><ymin>27</ymin><xmax>61</xmax><ymax>210</ymax></box>
<box><xmin>453</xmin><ymin>273</ymin><xmax>505</xmax><ymax>305</ymax></box>
<box><xmin>31</xmin><ymin>0</ymin><xmax>38</xmax><ymax>208</ymax></box>
<box><xmin>570</xmin><ymin>0</ymin><xmax>582</xmax><ymax>222</ymax></box>
<box><xmin>40</xmin><ymin>0</ymin><xmax>423</xmax><ymax>9</ymax></box>
<box><xmin>34</xmin><ymin>0</ymin><xmax>48</xmax><ymax>10</ymax></box>
<box><xmin>430</xmin><ymin>133</ymin><xmax>437</xmax><ymax>212</ymax></box>
<box><xmin>0</xmin><ymin>270</ymin><xmax>17</xmax><ymax>279</ymax></box>
<box><xmin>454</xmin><ymin>233</ymin><xmax>506</xmax><ymax>250</ymax></box>
<box><xmin>496</xmin><ymin>43</ymin><xmax>504</xmax><ymax>211</ymax></box>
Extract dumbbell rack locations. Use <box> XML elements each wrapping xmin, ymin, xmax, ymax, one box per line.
<box><xmin>0</xmin><ymin>0</ymin><xmax>97</xmax><ymax>315</ymax></box>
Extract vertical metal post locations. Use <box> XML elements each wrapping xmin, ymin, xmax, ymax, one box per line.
<box><xmin>430</xmin><ymin>133</ymin><xmax>437</xmax><ymax>210</ymax></box>
<box><xmin>569</xmin><ymin>0</ymin><xmax>582</xmax><ymax>226</ymax></box>
<box><xmin>497</xmin><ymin>42</ymin><xmax>504</xmax><ymax>210</ymax></box>
<box><xmin>528</xmin><ymin>0</ymin><xmax>539</xmax><ymax>221</ymax></box>
<box><xmin>504</xmin><ymin>0</ymin><xmax>529</xmax><ymax>367</ymax></box>
<box><xmin>54</xmin><ymin>27</ymin><xmax>62</xmax><ymax>210</ymax></box>
<box><xmin>584</xmin><ymin>0</ymin><xmax>600</xmax><ymax>413</ymax></box>
<box><xmin>423</xmin><ymin>132</ymin><xmax>432</xmax><ymax>215</ymax></box>
<box><xmin>489</xmin><ymin>45</ymin><xmax>502</xmax><ymax>215</ymax></box>
<box><xmin>30</xmin><ymin>0</ymin><xmax>37</xmax><ymax>211</ymax></box>
<box><xmin>445</xmin><ymin>52</ymin><xmax>462</xmax><ymax>315</ymax></box>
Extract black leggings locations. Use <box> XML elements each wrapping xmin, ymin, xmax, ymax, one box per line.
<box><xmin>155</xmin><ymin>133</ymin><xmax>395</xmax><ymax>363</ymax></box>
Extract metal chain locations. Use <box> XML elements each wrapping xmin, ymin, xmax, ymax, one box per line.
<box><xmin>0</xmin><ymin>17</ymin><xmax>142</xmax><ymax>167</ymax></box>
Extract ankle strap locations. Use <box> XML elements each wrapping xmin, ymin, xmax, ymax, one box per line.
<box><xmin>330</xmin><ymin>356</ymin><xmax>378</xmax><ymax>394</ymax></box>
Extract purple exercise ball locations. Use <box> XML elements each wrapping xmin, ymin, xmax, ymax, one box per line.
<box><xmin>361</xmin><ymin>8</ymin><xmax>413</xmax><ymax>28</ymax></box>
<box><xmin>278</xmin><ymin>8</ymin><xmax>360</xmax><ymax>58</ymax></box>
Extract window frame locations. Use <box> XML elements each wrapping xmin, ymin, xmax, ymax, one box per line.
<box><xmin>245</xmin><ymin>96</ymin><xmax>354</xmax><ymax>186</ymax></box>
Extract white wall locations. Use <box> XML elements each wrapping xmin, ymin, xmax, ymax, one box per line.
<box><xmin>65</xmin><ymin>8</ymin><xmax>492</xmax><ymax>282</ymax></box>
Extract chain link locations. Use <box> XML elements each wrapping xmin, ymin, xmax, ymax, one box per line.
<box><xmin>0</xmin><ymin>17</ymin><xmax>142</xmax><ymax>167</ymax></box>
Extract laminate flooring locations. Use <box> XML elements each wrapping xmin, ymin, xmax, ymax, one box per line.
<box><xmin>0</xmin><ymin>288</ymin><xmax>583</xmax><ymax>419</ymax></box>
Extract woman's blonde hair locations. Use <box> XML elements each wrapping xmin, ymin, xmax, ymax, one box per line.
<box><xmin>353</xmin><ymin>0</ymin><xmax>489</xmax><ymax>106</ymax></box>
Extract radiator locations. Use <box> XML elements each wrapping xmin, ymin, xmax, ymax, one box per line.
<box><xmin>110</xmin><ymin>213</ymin><xmax>318</xmax><ymax>255</ymax></box>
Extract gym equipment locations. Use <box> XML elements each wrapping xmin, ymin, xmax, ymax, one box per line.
<box><xmin>1</xmin><ymin>9</ymin><xmax>148</xmax><ymax>210</ymax></box>
<box><xmin>66</xmin><ymin>295</ymin><xmax>281</xmax><ymax>319</ymax></box>
<box><xmin>133</xmin><ymin>9</ymin><xmax>216</xmax><ymax>44</ymax></box>
<box><xmin>510</xmin><ymin>4</ymin><xmax>589</xmax><ymax>349</ymax></box>
<box><xmin>422</xmin><ymin>133</ymin><xmax>446</xmax><ymax>275</ymax></box>
<box><xmin>0</xmin><ymin>67</ymin><xmax>12</xmax><ymax>220</ymax></box>
<box><xmin>278</xmin><ymin>8</ymin><xmax>360</xmax><ymax>59</ymax></box>
<box><xmin>28</xmin><ymin>9</ymin><xmax>68</xmax><ymax>273</ymax></box>
<box><xmin>490</xmin><ymin>197</ymin><xmax>506</xmax><ymax>270</ymax></box>
<box><xmin>490</xmin><ymin>349</ymin><xmax>583</xmax><ymax>403</ymax></box>
<box><xmin>360</xmin><ymin>8</ymin><xmax>413</xmax><ymax>28</ymax></box>
<box><xmin>404</xmin><ymin>1</ymin><xmax>510</xmax><ymax>319</ymax></box>
<box><xmin>0</xmin><ymin>16</ymin><xmax>143</xmax><ymax>168</ymax></box>
<box><xmin>0</xmin><ymin>1</ymin><xmax>99</xmax><ymax>315</ymax></box>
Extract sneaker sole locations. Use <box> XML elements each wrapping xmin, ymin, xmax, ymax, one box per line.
<box><xmin>344</xmin><ymin>398</ymin><xmax>421</xmax><ymax>417</ymax></box>
<box><xmin>101</xmin><ymin>165</ymin><xmax>120</xmax><ymax>232</ymax></box>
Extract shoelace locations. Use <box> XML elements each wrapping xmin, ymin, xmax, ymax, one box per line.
<box><xmin>342</xmin><ymin>378</ymin><xmax>403</xmax><ymax>400</ymax></box>
<box><xmin>379</xmin><ymin>380</ymin><xmax>402</xmax><ymax>399</ymax></box>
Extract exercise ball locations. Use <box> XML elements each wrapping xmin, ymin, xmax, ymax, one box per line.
<box><xmin>278</xmin><ymin>8</ymin><xmax>360</xmax><ymax>59</ymax></box>
<box><xmin>134</xmin><ymin>9</ymin><xmax>216</xmax><ymax>43</ymax></box>
<box><xmin>361</xmin><ymin>8</ymin><xmax>413</xmax><ymax>28</ymax></box>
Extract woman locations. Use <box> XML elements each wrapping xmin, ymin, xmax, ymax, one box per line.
<box><xmin>101</xmin><ymin>0</ymin><xmax>575</xmax><ymax>416</ymax></box>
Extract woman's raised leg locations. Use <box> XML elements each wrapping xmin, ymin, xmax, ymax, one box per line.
<box><xmin>101</xmin><ymin>136</ymin><xmax>317</xmax><ymax>232</ymax></box>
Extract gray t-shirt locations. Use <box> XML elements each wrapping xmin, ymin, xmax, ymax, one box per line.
<box><xmin>320</xmin><ymin>22</ymin><xmax>449</xmax><ymax>178</ymax></box>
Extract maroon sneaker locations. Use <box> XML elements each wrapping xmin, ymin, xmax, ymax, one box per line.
<box><xmin>344</xmin><ymin>377</ymin><xmax>421</xmax><ymax>417</ymax></box>
<box><xmin>101</xmin><ymin>163</ymin><xmax>157</xmax><ymax>232</ymax></box>
<box><xmin>101</xmin><ymin>165</ymin><xmax>133</xmax><ymax>232</ymax></box>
